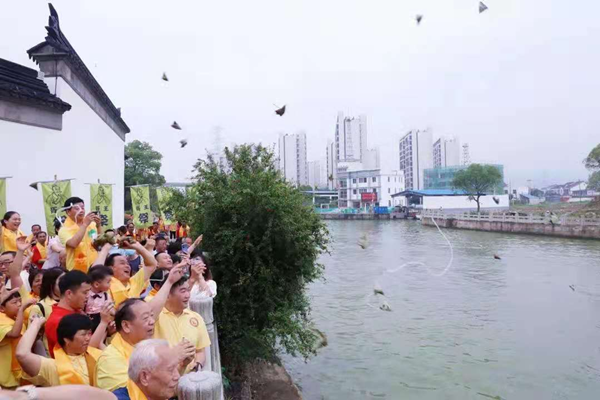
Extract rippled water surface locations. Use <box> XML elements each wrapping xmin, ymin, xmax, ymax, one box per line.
<box><xmin>284</xmin><ymin>220</ymin><xmax>600</xmax><ymax>400</ymax></box>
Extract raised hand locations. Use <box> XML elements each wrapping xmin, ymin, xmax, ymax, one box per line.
<box><xmin>168</xmin><ymin>265</ymin><xmax>184</xmax><ymax>284</ymax></box>
<box><xmin>16</xmin><ymin>236</ymin><xmax>29</xmax><ymax>253</ymax></box>
<box><xmin>100</xmin><ymin>302</ymin><xmax>115</xmax><ymax>324</ymax></box>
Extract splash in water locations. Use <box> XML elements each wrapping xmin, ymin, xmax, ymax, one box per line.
<box><xmin>367</xmin><ymin>217</ymin><xmax>454</xmax><ymax>311</ymax></box>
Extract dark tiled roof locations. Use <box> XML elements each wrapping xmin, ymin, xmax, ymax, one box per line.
<box><xmin>27</xmin><ymin>4</ymin><xmax>129</xmax><ymax>134</ymax></box>
<box><xmin>0</xmin><ymin>58</ymin><xmax>71</xmax><ymax>113</ymax></box>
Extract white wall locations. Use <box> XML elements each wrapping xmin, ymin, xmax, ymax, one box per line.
<box><xmin>423</xmin><ymin>194</ymin><xmax>509</xmax><ymax>211</ymax></box>
<box><xmin>379</xmin><ymin>172</ymin><xmax>405</xmax><ymax>207</ymax></box>
<box><xmin>0</xmin><ymin>77</ymin><xmax>125</xmax><ymax>234</ymax></box>
<box><xmin>415</xmin><ymin>129</ymin><xmax>433</xmax><ymax>190</ymax></box>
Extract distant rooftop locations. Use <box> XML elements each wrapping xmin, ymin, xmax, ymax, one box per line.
<box><xmin>0</xmin><ymin>58</ymin><xmax>71</xmax><ymax>113</ymax></box>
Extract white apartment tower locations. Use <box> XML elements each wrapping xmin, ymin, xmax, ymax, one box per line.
<box><xmin>278</xmin><ymin>132</ymin><xmax>308</xmax><ymax>186</ymax></box>
<box><xmin>433</xmin><ymin>136</ymin><xmax>461</xmax><ymax>168</ymax></box>
<box><xmin>398</xmin><ymin>129</ymin><xmax>433</xmax><ymax>190</ymax></box>
<box><xmin>307</xmin><ymin>160</ymin><xmax>326</xmax><ymax>189</ymax></box>
<box><xmin>335</xmin><ymin>112</ymin><xmax>368</xmax><ymax>162</ymax></box>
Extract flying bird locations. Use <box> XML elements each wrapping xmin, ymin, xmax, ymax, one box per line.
<box><xmin>171</xmin><ymin>121</ymin><xmax>182</xmax><ymax>130</ymax></box>
<box><xmin>569</xmin><ymin>285</ymin><xmax>575</xmax><ymax>291</ymax></box>
<box><xmin>275</xmin><ymin>105</ymin><xmax>286</xmax><ymax>116</ymax></box>
<box><xmin>179</xmin><ymin>139</ymin><xmax>188</xmax><ymax>148</ymax></box>
<box><xmin>415</xmin><ymin>15</ymin><xmax>423</xmax><ymax>25</ymax></box>
<box><xmin>162</xmin><ymin>72</ymin><xmax>169</xmax><ymax>82</ymax></box>
<box><xmin>479</xmin><ymin>1</ymin><xmax>488</xmax><ymax>13</ymax></box>
<box><xmin>493</xmin><ymin>196</ymin><xmax>500</xmax><ymax>205</ymax></box>
<box><xmin>493</xmin><ymin>254</ymin><xmax>501</xmax><ymax>260</ymax></box>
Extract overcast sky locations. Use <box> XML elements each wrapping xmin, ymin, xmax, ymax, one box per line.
<box><xmin>2</xmin><ymin>0</ymin><xmax>598</xmax><ymax>188</ymax></box>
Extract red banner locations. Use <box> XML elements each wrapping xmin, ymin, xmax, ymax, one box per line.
<box><xmin>361</xmin><ymin>193</ymin><xmax>377</xmax><ymax>202</ymax></box>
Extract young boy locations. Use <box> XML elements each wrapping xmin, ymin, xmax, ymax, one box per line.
<box><xmin>0</xmin><ymin>286</ymin><xmax>35</xmax><ymax>388</ymax></box>
<box><xmin>86</xmin><ymin>266</ymin><xmax>113</xmax><ymax>332</ymax></box>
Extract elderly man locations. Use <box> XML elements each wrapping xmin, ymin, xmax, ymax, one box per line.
<box><xmin>96</xmin><ymin>266</ymin><xmax>193</xmax><ymax>397</ymax></box>
<box><xmin>127</xmin><ymin>339</ymin><xmax>180</xmax><ymax>400</ymax></box>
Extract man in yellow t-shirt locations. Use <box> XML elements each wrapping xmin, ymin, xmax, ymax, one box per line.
<box><xmin>58</xmin><ymin>197</ymin><xmax>102</xmax><ymax>273</ymax></box>
<box><xmin>104</xmin><ymin>241</ymin><xmax>157</xmax><ymax>307</ymax></box>
<box><xmin>96</xmin><ymin>266</ymin><xmax>191</xmax><ymax>396</ymax></box>
<box><xmin>154</xmin><ymin>276</ymin><xmax>211</xmax><ymax>373</ymax></box>
<box><xmin>17</xmin><ymin>313</ymin><xmax>106</xmax><ymax>387</ymax></box>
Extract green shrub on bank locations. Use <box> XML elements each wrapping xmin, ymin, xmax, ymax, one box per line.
<box><xmin>165</xmin><ymin>144</ymin><xmax>329</xmax><ymax>367</ymax></box>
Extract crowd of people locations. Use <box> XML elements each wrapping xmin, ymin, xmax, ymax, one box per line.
<box><xmin>0</xmin><ymin>197</ymin><xmax>217</xmax><ymax>400</ymax></box>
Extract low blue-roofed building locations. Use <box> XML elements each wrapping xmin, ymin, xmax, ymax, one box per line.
<box><xmin>392</xmin><ymin>188</ymin><xmax>510</xmax><ymax>213</ymax></box>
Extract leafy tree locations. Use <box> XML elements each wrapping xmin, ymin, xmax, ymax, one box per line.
<box><xmin>125</xmin><ymin>140</ymin><xmax>166</xmax><ymax>187</ymax></box>
<box><xmin>583</xmin><ymin>143</ymin><xmax>600</xmax><ymax>171</ymax></box>
<box><xmin>589</xmin><ymin>171</ymin><xmax>600</xmax><ymax>191</ymax></box>
<box><xmin>165</xmin><ymin>144</ymin><xmax>329</xmax><ymax>369</ymax></box>
<box><xmin>124</xmin><ymin>140</ymin><xmax>166</xmax><ymax>216</ymax></box>
<box><xmin>452</xmin><ymin>164</ymin><xmax>503</xmax><ymax>212</ymax></box>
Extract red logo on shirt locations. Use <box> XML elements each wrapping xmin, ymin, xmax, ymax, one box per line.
<box><xmin>190</xmin><ymin>317</ymin><xmax>199</xmax><ymax>327</ymax></box>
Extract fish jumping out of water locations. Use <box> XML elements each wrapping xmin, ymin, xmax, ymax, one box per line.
<box><xmin>358</xmin><ymin>233</ymin><xmax>369</xmax><ymax>249</ymax></box>
<box><xmin>373</xmin><ymin>283</ymin><xmax>384</xmax><ymax>296</ymax></box>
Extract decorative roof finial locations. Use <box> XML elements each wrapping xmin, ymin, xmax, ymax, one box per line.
<box><xmin>45</xmin><ymin>3</ymin><xmax>69</xmax><ymax>51</ymax></box>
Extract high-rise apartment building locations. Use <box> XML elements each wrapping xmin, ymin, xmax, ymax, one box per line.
<box><xmin>278</xmin><ymin>132</ymin><xmax>307</xmax><ymax>186</ymax></box>
<box><xmin>335</xmin><ymin>112</ymin><xmax>368</xmax><ymax>162</ymax></box>
<box><xmin>398</xmin><ymin>129</ymin><xmax>433</xmax><ymax>190</ymax></box>
<box><xmin>307</xmin><ymin>160</ymin><xmax>327</xmax><ymax>189</ymax></box>
<box><xmin>433</xmin><ymin>136</ymin><xmax>461</xmax><ymax>168</ymax></box>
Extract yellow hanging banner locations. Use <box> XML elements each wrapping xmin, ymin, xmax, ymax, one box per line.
<box><xmin>0</xmin><ymin>178</ymin><xmax>6</xmax><ymax>218</ymax></box>
<box><xmin>91</xmin><ymin>184</ymin><xmax>113</xmax><ymax>229</ymax></box>
<box><xmin>42</xmin><ymin>180</ymin><xmax>72</xmax><ymax>233</ymax></box>
<box><xmin>130</xmin><ymin>186</ymin><xmax>151</xmax><ymax>228</ymax></box>
<box><xmin>156</xmin><ymin>187</ymin><xmax>174</xmax><ymax>225</ymax></box>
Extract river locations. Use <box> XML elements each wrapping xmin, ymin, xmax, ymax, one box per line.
<box><xmin>283</xmin><ymin>220</ymin><xmax>600</xmax><ymax>400</ymax></box>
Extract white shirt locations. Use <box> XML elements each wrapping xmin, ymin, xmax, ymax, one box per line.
<box><xmin>42</xmin><ymin>237</ymin><xmax>63</xmax><ymax>270</ymax></box>
<box><xmin>190</xmin><ymin>280</ymin><xmax>217</xmax><ymax>298</ymax></box>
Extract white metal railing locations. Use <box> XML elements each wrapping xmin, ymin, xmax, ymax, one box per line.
<box><xmin>422</xmin><ymin>209</ymin><xmax>600</xmax><ymax>227</ymax></box>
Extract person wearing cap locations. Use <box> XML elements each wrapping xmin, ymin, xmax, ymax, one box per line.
<box><xmin>58</xmin><ymin>197</ymin><xmax>102</xmax><ymax>273</ymax></box>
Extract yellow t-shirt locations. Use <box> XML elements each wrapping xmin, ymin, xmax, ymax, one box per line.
<box><xmin>0</xmin><ymin>312</ymin><xmax>24</xmax><ymax>388</ymax></box>
<box><xmin>154</xmin><ymin>308</ymin><xmax>211</xmax><ymax>372</ymax></box>
<box><xmin>23</xmin><ymin>347</ymin><xmax>101</xmax><ymax>387</ymax></box>
<box><xmin>1</xmin><ymin>228</ymin><xmax>25</xmax><ymax>252</ymax></box>
<box><xmin>96</xmin><ymin>333</ymin><xmax>134</xmax><ymax>391</ymax></box>
<box><xmin>58</xmin><ymin>217</ymin><xmax>98</xmax><ymax>273</ymax></box>
<box><xmin>109</xmin><ymin>270</ymin><xmax>148</xmax><ymax>307</ymax></box>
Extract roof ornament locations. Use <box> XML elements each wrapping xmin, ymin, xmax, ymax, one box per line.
<box><xmin>45</xmin><ymin>3</ymin><xmax>70</xmax><ymax>51</ymax></box>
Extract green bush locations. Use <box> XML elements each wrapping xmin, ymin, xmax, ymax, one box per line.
<box><xmin>165</xmin><ymin>144</ymin><xmax>329</xmax><ymax>368</ymax></box>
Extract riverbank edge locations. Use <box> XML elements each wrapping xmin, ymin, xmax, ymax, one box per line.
<box><xmin>422</xmin><ymin>217</ymin><xmax>600</xmax><ymax>240</ymax></box>
<box><xmin>227</xmin><ymin>360</ymin><xmax>303</xmax><ymax>400</ymax></box>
